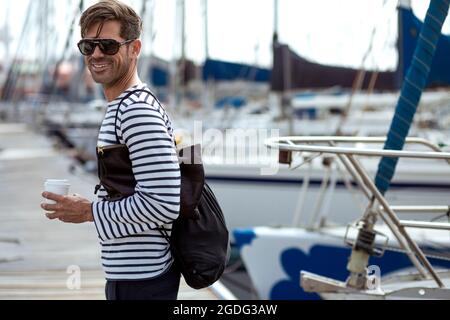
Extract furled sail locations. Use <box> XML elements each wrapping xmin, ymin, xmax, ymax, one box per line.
<box><xmin>271</xmin><ymin>4</ymin><xmax>450</xmax><ymax>92</ymax></box>
<box><xmin>375</xmin><ymin>0</ymin><xmax>449</xmax><ymax>195</ymax></box>
<box><xmin>270</xmin><ymin>43</ymin><xmax>398</xmax><ymax>92</ymax></box>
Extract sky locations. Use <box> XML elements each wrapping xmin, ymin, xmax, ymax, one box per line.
<box><xmin>0</xmin><ymin>0</ymin><xmax>450</xmax><ymax>71</ymax></box>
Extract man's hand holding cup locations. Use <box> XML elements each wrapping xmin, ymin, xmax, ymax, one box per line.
<box><xmin>41</xmin><ymin>179</ymin><xmax>93</xmax><ymax>224</ymax></box>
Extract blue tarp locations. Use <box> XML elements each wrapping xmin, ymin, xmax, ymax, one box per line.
<box><xmin>148</xmin><ymin>59</ymin><xmax>271</xmax><ymax>86</ymax></box>
<box><xmin>202</xmin><ymin>59</ymin><xmax>271</xmax><ymax>83</ymax></box>
<box><xmin>215</xmin><ymin>96</ymin><xmax>247</xmax><ymax>109</ymax></box>
<box><xmin>149</xmin><ymin>65</ymin><xmax>169</xmax><ymax>87</ymax></box>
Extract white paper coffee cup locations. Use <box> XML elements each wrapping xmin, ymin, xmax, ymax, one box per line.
<box><xmin>44</xmin><ymin>179</ymin><xmax>71</xmax><ymax>204</ymax></box>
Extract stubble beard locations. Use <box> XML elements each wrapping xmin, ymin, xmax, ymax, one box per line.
<box><xmin>88</xmin><ymin>57</ymin><xmax>130</xmax><ymax>88</ymax></box>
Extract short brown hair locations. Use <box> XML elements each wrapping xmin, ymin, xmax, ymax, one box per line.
<box><xmin>79</xmin><ymin>0</ymin><xmax>142</xmax><ymax>40</ymax></box>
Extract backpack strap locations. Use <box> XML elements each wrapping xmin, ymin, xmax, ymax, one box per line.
<box><xmin>159</xmin><ymin>227</ymin><xmax>179</xmax><ymax>263</ymax></box>
<box><xmin>112</xmin><ymin>88</ymin><xmax>177</xmax><ymax>247</ymax></box>
<box><xmin>113</xmin><ymin>88</ymin><xmax>163</xmax><ymax>144</ymax></box>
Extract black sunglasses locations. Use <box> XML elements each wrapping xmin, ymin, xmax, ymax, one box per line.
<box><xmin>77</xmin><ymin>39</ymin><xmax>135</xmax><ymax>56</ymax></box>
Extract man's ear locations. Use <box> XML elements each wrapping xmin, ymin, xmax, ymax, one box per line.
<box><xmin>131</xmin><ymin>39</ymin><xmax>142</xmax><ymax>58</ymax></box>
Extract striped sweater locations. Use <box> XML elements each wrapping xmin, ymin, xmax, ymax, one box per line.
<box><xmin>92</xmin><ymin>83</ymin><xmax>181</xmax><ymax>281</ymax></box>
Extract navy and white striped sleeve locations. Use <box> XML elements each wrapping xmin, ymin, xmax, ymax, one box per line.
<box><xmin>91</xmin><ymin>102</ymin><xmax>181</xmax><ymax>242</ymax></box>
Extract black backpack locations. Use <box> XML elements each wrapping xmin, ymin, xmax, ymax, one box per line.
<box><xmin>160</xmin><ymin>183</ymin><xmax>230</xmax><ymax>290</ymax></box>
<box><xmin>96</xmin><ymin>89</ymin><xmax>230</xmax><ymax>290</ymax></box>
<box><xmin>159</xmin><ymin>144</ymin><xmax>230</xmax><ymax>290</ymax></box>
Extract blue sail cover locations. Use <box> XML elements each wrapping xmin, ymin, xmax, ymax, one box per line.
<box><xmin>150</xmin><ymin>65</ymin><xmax>169</xmax><ymax>87</ymax></box>
<box><xmin>202</xmin><ymin>58</ymin><xmax>271</xmax><ymax>83</ymax></box>
<box><xmin>375</xmin><ymin>0</ymin><xmax>449</xmax><ymax>195</ymax></box>
<box><xmin>399</xmin><ymin>6</ymin><xmax>450</xmax><ymax>87</ymax></box>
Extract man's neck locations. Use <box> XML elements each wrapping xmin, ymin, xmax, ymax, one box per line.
<box><xmin>103</xmin><ymin>73</ymin><xmax>142</xmax><ymax>102</ymax></box>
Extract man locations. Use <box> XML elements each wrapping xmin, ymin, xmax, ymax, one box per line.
<box><xmin>41</xmin><ymin>0</ymin><xmax>181</xmax><ymax>300</ymax></box>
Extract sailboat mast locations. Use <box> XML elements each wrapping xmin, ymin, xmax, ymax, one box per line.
<box><xmin>3</xmin><ymin>2</ymin><xmax>11</xmax><ymax>66</ymax></box>
<box><xmin>272</xmin><ymin>0</ymin><xmax>293</xmax><ymax>132</ymax></box>
<box><xmin>139</xmin><ymin>0</ymin><xmax>153</xmax><ymax>86</ymax></box>
<box><xmin>181</xmin><ymin>0</ymin><xmax>186</xmax><ymax>61</ymax></box>
<box><xmin>270</xmin><ymin>0</ymin><xmax>286</xmax><ymax>127</ymax></box>
<box><xmin>273</xmin><ymin>0</ymin><xmax>279</xmax><ymax>44</ymax></box>
<box><xmin>43</xmin><ymin>0</ymin><xmax>49</xmax><ymax>64</ymax></box>
<box><xmin>203</xmin><ymin>0</ymin><xmax>209</xmax><ymax>59</ymax></box>
<box><xmin>179</xmin><ymin>0</ymin><xmax>186</xmax><ymax>110</ymax></box>
<box><xmin>202</xmin><ymin>0</ymin><xmax>212</xmax><ymax>110</ymax></box>
<box><xmin>171</xmin><ymin>0</ymin><xmax>186</xmax><ymax>111</ymax></box>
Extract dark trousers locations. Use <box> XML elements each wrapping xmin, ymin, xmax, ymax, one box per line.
<box><xmin>105</xmin><ymin>264</ymin><xmax>181</xmax><ymax>301</ymax></box>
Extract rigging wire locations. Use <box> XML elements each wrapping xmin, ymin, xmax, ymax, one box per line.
<box><xmin>334</xmin><ymin>0</ymin><xmax>389</xmax><ymax>136</ymax></box>
<box><xmin>35</xmin><ymin>0</ymin><xmax>58</xmax><ymax>100</ymax></box>
<box><xmin>1</xmin><ymin>0</ymin><xmax>35</xmax><ymax>102</ymax></box>
<box><xmin>46</xmin><ymin>0</ymin><xmax>84</xmax><ymax>104</ymax></box>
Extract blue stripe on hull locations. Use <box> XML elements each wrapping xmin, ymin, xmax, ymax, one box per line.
<box><xmin>206</xmin><ymin>175</ymin><xmax>450</xmax><ymax>190</ymax></box>
<box><xmin>271</xmin><ymin>245</ymin><xmax>450</xmax><ymax>300</ymax></box>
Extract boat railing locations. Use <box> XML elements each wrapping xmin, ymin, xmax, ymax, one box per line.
<box><xmin>276</xmin><ymin>136</ymin><xmax>450</xmax><ymax>230</ymax></box>
<box><xmin>266</xmin><ymin>136</ymin><xmax>450</xmax><ymax>162</ymax></box>
<box><xmin>265</xmin><ymin>136</ymin><xmax>450</xmax><ymax>289</ymax></box>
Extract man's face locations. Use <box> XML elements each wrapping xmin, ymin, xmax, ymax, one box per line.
<box><xmin>83</xmin><ymin>20</ymin><xmax>133</xmax><ymax>87</ymax></box>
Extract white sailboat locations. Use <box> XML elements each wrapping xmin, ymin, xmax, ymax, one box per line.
<box><xmin>234</xmin><ymin>0</ymin><xmax>450</xmax><ymax>300</ymax></box>
<box><xmin>234</xmin><ymin>136</ymin><xmax>450</xmax><ymax>300</ymax></box>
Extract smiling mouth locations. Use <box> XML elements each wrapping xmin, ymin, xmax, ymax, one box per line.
<box><xmin>91</xmin><ymin>63</ymin><xmax>110</xmax><ymax>72</ymax></box>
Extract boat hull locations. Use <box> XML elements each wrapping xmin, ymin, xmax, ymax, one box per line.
<box><xmin>234</xmin><ymin>226</ymin><xmax>450</xmax><ymax>300</ymax></box>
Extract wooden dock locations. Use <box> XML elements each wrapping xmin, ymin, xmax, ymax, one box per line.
<box><xmin>0</xmin><ymin>123</ymin><xmax>218</xmax><ymax>300</ymax></box>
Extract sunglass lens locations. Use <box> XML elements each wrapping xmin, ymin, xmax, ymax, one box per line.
<box><xmin>79</xmin><ymin>41</ymin><xmax>95</xmax><ymax>56</ymax></box>
<box><xmin>100</xmin><ymin>40</ymin><xmax>120</xmax><ymax>55</ymax></box>
<box><xmin>78</xmin><ymin>39</ymin><xmax>124</xmax><ymax>56</ymax></box>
